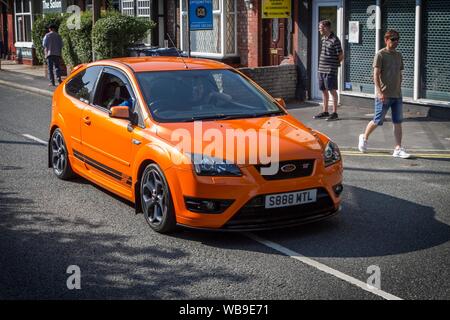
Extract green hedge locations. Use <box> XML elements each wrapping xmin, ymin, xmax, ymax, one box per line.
<box><xmin>33</xmin><ymin>11</ymin><xmax>154</xmax><ymax>67</ymax></box>
<box><xmin>31</xmin><ymin>14</ymin><xmax>64</xmax><ymax>64</ymax></box>
<box><xmin>92</xmin><ymin>15</ymin><xmax>155</xmax><ymax>60</ymax></box>
<box><xmin>59</xmin><ymin>11</ymin><xmax>93</xmax><ymax>66</ymax></box>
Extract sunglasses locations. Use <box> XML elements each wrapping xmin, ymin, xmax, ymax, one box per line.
<box><xmin>389</xmin><ymin>37</ymin><xmax>400</xmax><ymax>41</ymax></box>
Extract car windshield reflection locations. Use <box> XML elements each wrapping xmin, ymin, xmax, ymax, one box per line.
<box><xmin>136</xmin><ymin>69</ymin><xmax>284</xmax><ymax>122</ymax></box>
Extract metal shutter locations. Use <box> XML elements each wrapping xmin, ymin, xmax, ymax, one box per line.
<box><xmin>344</xmin><ymin>0</ymin><xmax>376</xmax><ymax>94</ymax></box>
<box><xmin>422</xmin><ymin>0</ymin><xmax>450</xmax><ymax>102</ymax></box>
<box><xmin>381</xmin><ymin>0</ymin><xmax>415</xmax><ymax>98</ymax></box>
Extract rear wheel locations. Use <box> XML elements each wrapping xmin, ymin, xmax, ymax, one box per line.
<box><xmin>140</xmin><ymin>164</ymin><xmax>176</xmax><ymax>233</ymax></box>
<box><xmin>50</xmin><ymin>128</ymin><xmax>74</xmax><ymax>180</ymax></box>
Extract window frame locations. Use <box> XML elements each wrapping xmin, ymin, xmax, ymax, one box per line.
<box><xmin>92</xmin><ymin>66</ymin><xmax>146</xmax><ymax>128</ymax></box>
<box><xmin>14</xmin><ymin>0</ymin><xmax>33</xmax><ymax>43</ymax></box>
<box><xmin>65</xmin><ymin>66</ymin><xmax>104</xmax><ymax>106</ymax></box>
<box><xmin>180</xmin><ymin>0</ymin><xmax>238</xmax><ymax>59</ymax></box>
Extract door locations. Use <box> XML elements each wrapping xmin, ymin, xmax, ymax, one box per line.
<box><xmin>64</xmin><ymin>66</ymin><xmax>103</xmax><ymax>172</ymax></box>
<box><xmin>312</xmin><ymin>0</ymin><xmax>343</xmax><ymax>100</ymax></box>
<box><xmin>263</xmin><ymin>18</ymin><xmax>288</xmax><ymax>66</ymax></box>
<box><xmin>80</xmin><ymin>68</ymin><xmax>135</xmax><ymax>192</ymax></box>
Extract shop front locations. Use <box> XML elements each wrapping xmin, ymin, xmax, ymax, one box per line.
<box><xmin>341</xmin><ymin>0</ymin><xmax>450</xmax><ymax>107</ymax></box>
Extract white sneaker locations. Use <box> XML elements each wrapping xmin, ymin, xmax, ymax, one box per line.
<box><xmin>358</xmin><ymin>134</ymin><xmax>367</xmax><ymax>153</ymax></box>
<box><xmin>393</xmin><ymin>147</ymin><xmax>411</xmax><ymax>159</ymax></box>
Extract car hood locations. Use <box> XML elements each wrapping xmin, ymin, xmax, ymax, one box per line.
<box><xmin>155</xmin><ymin>115</ymin><xmax>325</xmax><ymax>165</ymax></box>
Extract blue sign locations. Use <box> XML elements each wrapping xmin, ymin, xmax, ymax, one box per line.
<box><xmin>189</xmin><ymin>0</ymin><xmax>213</xmax><ymax>31</ymax></box>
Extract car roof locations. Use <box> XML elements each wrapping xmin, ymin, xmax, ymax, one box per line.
<box><xmin>90</xmin><ymin>56</ymin><xmax>233</xmax><ymax>73</ymax></box>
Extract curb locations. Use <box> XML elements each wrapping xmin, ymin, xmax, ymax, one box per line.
<box><xmin>0</xmin><ymin>79</ymin><xmax>53</xmax><ymax>97</ymax></box>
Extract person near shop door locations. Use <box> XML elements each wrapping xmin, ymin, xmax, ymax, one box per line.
<box><xmin>42</xmin><ymin>24</ymin><xmax>63</xmax><ymax>87</ymax></box>
<box><xmin>314</xmin><ymin>19</ymin><xmax>344</xmax><ymax>121</ymax></box>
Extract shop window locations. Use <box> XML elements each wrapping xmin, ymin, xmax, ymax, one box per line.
<box><xmin>14</xmin><ymin>0</ymin><xmax>32</xmax><ymax>43</ymax></box>
<box><xmin>180</xmin><ymin>0</ymin><xmax>237</xmax><ymax>58</ymax></box>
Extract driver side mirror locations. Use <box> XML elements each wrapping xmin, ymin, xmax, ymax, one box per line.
<box><xmin>275</xmin><ymin>98</ymin><xmax>286</xmax><ymax>108</ymax></box>
<box><xmin>109</xmin><ymin>106</ymin><xmax>130</xmax><ymax>119</ymax></box>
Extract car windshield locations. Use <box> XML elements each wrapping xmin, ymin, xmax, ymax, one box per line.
<box><xmin>136</xmin><ymin>69</ymin><xmax>285</xmax><ymax>122</ymax></box>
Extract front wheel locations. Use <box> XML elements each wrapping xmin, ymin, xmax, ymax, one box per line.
<box><xmin>140</xmin><ymin>164</ymin><xmax>176</xmax><ymax>233</ymax></box>
<box><xmin>50</xmin><ymin>128</ymin><xmax>74</xmax><ymax>180</ymax></box>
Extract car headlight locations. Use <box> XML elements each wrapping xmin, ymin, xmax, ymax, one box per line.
<box><xmin>191</xmin><ymin>154</ymin><xmax>242</xmax><ymax>176</ymax></box>
<box><xmin>324</xmin><ymin>141</ymin><xmax>341</xmax><ymax>167</ymax></box>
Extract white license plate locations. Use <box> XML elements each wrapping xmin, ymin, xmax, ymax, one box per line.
<box><xmin>265</xmin><ymin>189</ymin><xmax>317</xmax><ymax>209</ymax></box>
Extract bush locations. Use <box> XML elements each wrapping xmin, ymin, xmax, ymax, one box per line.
<box><xmin>92</xmin><ymin>15</ymin><xmax>155</xmax><ymax>60</ymax></box>
<box><xmin>59</xmin><ymin>11</ymin><xmax>93</xmax><ymax>67</ymax></box>
<box><xmin>31</xmin><ymin>14</ymin><xmax>64</xmax><ymax>64</ymax></box>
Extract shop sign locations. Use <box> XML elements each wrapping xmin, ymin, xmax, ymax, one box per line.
<box><xmin>262</xmin><ymin>0</ymin><xmax>291</xmax><ymax>19</ymax></box>
<box><xmin>42</xmin><ymin>0</ymin><xmax>66</xmax><ymax>14</ymax></box>
<box><xmin>189</xmin><ymin>0</ymin><xmax>213</xmax><ymax>30</ymax></box>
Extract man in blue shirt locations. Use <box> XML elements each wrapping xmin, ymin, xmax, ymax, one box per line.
<box><xmin>42</xmin><ymin>24</ymin><xmax>63</xmax><ymax>86</ymax></box>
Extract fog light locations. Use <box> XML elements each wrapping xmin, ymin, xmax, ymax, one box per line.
<box><xmin>204</xmin><ymin>201</ymin><xmax>216</xmax><ymax>211</ymax></box>
<box><xmin>184</xmin><ymin>197</ymin><xmax>234</xmax><ymax>214</ymax></box>
<box><xmin>333</xmin><ymin>184</ymin><xmax>343</xmax><ymax>196</ymax></box>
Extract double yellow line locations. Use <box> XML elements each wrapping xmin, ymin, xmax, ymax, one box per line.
<box><xmin>341</xmin><ymin>150</ymin><xmax>450</xmax><ymax>159</ymax></box>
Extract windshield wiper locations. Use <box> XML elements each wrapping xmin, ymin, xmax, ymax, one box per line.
<box><xmin>177</xmin><ymin>111</ymin><xmax>285</xmax><ymax>122</ymax></box>
<box><xmin>246</xmin><ymin>111</ymin><xmax>285</xmax><ymax>118</ymax></box>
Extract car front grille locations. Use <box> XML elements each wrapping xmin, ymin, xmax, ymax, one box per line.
<box><xmin>222</xmin><ymin>188</ymin><xmax>336</xmax><ymax>231</ymax></box>
<box><xmin>254</xmin><ymin>159</ymin><xmax>315</xmax><ymax>180</ymax></box>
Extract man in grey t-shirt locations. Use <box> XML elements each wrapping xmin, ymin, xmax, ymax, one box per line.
<box><xmin>358</xmin><ymin>29</ymin><xmax>410</xmax><ymax>158</ymax></box>
<box><xmin>42</xmin><ymin>24</ymin><xmax>63</xmax><ymax>86</ymax></box>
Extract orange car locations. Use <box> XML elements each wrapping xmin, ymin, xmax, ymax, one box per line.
<box><xmin>48</xmin><ymin>57</ymin><xmax>343</xmax><ymax>233</ymax></box>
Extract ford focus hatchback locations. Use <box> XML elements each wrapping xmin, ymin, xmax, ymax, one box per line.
<box><xmin>48</xmin><ymin>57</ymin><xmax>343</xmax><ymax>233</ymax></box>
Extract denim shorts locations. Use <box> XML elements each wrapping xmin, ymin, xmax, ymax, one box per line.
<box><xmin>373</xmin><ymin>97</ymin><xmax>403</xmax><ymax>126</ymax></box>
<box><xmin>319</xmin><ymin>73</ymin><xmax>338</xmax><ymax>91</ymax></box>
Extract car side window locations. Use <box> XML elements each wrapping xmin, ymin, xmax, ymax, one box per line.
<box><xmin>65</xmin><ymin>66</ymin><xmax>102</xmax><ymax>104</ymax></box>
<box><xmin>93</xmin><ymin>70</ymin><xmax>133</xmax><ymax>111</ymax></box>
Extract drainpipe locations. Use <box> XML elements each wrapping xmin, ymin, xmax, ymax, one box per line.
<box><xmin>414</xmin><ymin>0</ymin><xmax>422</xmax><ymax>101</ymax></box>
<box><xmin>375</xmin><ymin>0</ymin><xmax>381</xmax><ymax>53</ymax></box>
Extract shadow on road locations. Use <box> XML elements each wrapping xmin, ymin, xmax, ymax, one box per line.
<box><xmin>246</xmin><ymin>185</ymin><xmax>450</xmax><ymax>258</ymax></box>
<box><xmin>0</xmin><ymin>191</ymin><xmax>247</xmax><ymax>299</ymax></box>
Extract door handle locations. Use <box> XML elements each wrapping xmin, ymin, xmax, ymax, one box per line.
<box><xmin>83</xmin><ymin>116</ymin><xmax>91</xmax><ymax>125</ymax></box>
<box><xmin>132</xmin><ymin>139</ymin><xmax>141</xmax><ymax>145</ymax></box>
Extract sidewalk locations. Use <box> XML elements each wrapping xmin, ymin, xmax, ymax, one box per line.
<box><xmin>287</xmin><ymin>103</ymin><xmax>450</xmax><ymax>153</ymax></box>
<box><xmin>1</xmin><ymin>60</ymin><xmax>449</xmax><ymax>154</ymax></box>
<box><xmin>0</xmin><ymin>60</ymin><xmax>57</xmax><ymax>97</ymax></box>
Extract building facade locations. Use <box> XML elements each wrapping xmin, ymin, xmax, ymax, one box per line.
<box><xmin>296</xmin><ymin>0</ymin><xmax>450</xmax><ymax>106</ymax></box>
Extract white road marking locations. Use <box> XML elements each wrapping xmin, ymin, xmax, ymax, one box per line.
<box><xmin>245</xmin><ymin>233</ymin><xmax>403</xmax><ymax>300</ymax></box>
<box><xmin>22</xmin><ymin>134</ymin><xmax>48</xmax><ymax>146</ymax></box>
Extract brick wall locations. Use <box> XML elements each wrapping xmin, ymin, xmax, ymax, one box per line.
<box><xmin>237</xmin><ymin>0</ymin><xmax>260</xmax><ymax>67</ymax></box>
<box><xmin>239</xmin><ymin>64</ymin><xmax>298</xmax><ymax>100</ymax></box>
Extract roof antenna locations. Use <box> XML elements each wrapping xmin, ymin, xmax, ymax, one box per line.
<box><xmin>167</xmin><ymin>33</ymin><xmax>188</xmax><ymax>69</ymax></box>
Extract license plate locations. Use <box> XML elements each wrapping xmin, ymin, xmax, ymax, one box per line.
<box><xmin>265</xmin><ymin>189</ymin><xmax>317</xmax><ymax>209</ymax></box>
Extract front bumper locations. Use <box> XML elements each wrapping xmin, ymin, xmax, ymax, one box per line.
<box><xmin>165</xmin><ymin>160</ymin><xmax>343</xmax><ymax>230</ymax></box>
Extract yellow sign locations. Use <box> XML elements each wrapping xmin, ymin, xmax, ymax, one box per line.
<box><xmin>262</xmin><ymin>0</ymin><xmax>291</xmax><ymax>19</ymax></box>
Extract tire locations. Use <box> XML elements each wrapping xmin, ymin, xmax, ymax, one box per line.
<box><xmin>140</xmin><ymin>163</ymin><xmax>176</xmax><ymax>233</ymax></box>
<box><xmin>50</xmin><ymin>128</ymin><xmax>75</xmax><ymax>180</ymax></box>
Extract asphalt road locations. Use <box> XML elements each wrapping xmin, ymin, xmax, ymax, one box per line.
<box><xmin>1</xmin><ymin>84</ymin><xmax>449</xmax><ymax>300</ymax></box>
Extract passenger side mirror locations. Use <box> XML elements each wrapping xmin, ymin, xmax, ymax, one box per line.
<box><xmin>110</xmin><ymin>106</ymin><xmax>130</xmax><ymax>119</ymax></box>
<box><xmin>275</xmin><ymin>98</ymin><xmax>286</xmax><ymax>108</ymax></box>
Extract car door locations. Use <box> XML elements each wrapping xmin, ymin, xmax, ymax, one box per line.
<box><xmin>63</xmin><ymin>66</ymin><xmax>103</xmax><ymax>172</ymax></box>
<box><xmin>80</xmin><ymin>67</ymin><xmax>136</xmax><ymax>194</ymax></box>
